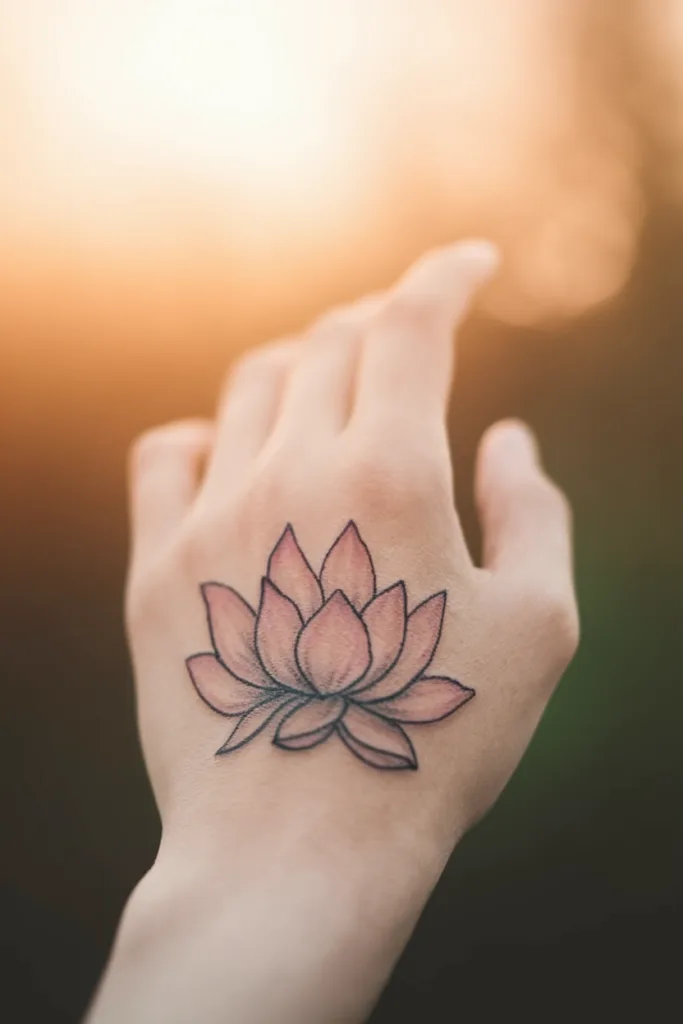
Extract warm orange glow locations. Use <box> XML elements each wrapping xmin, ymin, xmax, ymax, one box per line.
<box><xmin>43</xmin><ymin>2</ymin><xmax>368</xmax><ymax>216</ymax></box>
<box><xmin>0</xmin><ymin>0</ymin><xmax>674</xmax><ymax>341</ymax></box>
<box><xmin>641</xmin><ymin>0</ymin><xmax>683</xmax><ymax>202</ymax></box>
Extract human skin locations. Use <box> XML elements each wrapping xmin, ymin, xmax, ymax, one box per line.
<box><xmin>87</xmin><ymin>242</ymin><xmax>579</xmax><ymax>1024</ymax></box>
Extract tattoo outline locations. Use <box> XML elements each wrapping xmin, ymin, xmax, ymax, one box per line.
<box><xmin>186</xmin><ymin>522</ymin><xmax>474</xmax><ymax>771</ymax></box>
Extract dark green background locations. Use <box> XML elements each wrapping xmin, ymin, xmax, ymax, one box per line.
<box><xmin>2</xmin><ymin>208</ymin><xmax>681</xmax><ymax>1021</ymax></box>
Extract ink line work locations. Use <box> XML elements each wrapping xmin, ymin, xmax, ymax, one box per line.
<box><xmin>187</xmin><ymin>521</ymin><xmax>474</xmax><ymax>770</ymax></box>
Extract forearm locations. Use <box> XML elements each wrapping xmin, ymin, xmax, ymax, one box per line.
<box><xmin>87</xmin><ymin>820</ymin><xmax>448</xmax><ymax>1024</ymax></box>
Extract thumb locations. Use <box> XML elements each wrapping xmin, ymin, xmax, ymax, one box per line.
<box><xmin>475</xmin><ymin>419</ymin><xmax>575</xmax><ymax>592</ymax></box>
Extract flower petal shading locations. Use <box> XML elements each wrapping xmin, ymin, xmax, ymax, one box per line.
<box><xmin>274</xmin><ymin>696</ymin><xmax>346</xmax><ymax>750</ymax></box>
<box><xmin>337</xmin><ymin>728</ymin><xmax>410</xmax><ymax>769</ymax></box>
<box><xmin>274</xmin><ymin>726</ymin><xmax>336</xmax><ymax>750</ymax></box>
<box><xmin>367</xmin><ymin>676</ymin><xmax>475</xmax><ymax>723</ymax></box>
<box><xmin>337</xmin><ymin>705</ymin><xmax>417</xmax><ymax>770</ymax></box>
<box><xmin>255</xmin><ymin>579</ymin><xmax>312</xmax><ymax>693</ymax></box>
<box><xmin>187</xmin><ymin>654</ymin><xmax>274</xmax><ymax>716</ymax></box>
<box><xmin>296</xmin><ymin>591</ymin><xmax>371</xmax><ymax>694</ymax></box>
<box><xmin>350</xmin><ymin>582</ymin><xmax>406</xmax><ymax>692</ymax></box>
<box><xmin>215</xmin><ymin>695</ymin><xmax>295</xmax><ymax>754</ymax></box>
<box><xmin>191</xmin><ymin>524</ymin><xmax>474</xmax><ymax>767</ymax></box>
<box><xmin>359</xmin><ymin>591</ymin><xmax>446</xmax><ymax>702</ymax></box>
<box><xmin>320</xmin><ymin>521</ymin><xmax>376</xmax><ymax>611</ymax></box>
<box><xmin>267</xmin><ymin>525</ymin><xmax>323</xmax><ymax>622</ymax></box>
<box><xmin>202</xmin><ymin>583</ymin><xmax>272</xmax><ymax>688</ymax></box>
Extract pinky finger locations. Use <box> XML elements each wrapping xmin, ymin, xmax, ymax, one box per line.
<box><xmin>128</xmin><ymin>419</ymin><xmax>214</xmax><ymax>566</ymax></box>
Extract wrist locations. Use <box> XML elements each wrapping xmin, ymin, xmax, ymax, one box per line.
<box><xmin>94</xmin><ymin>824</ymin><xmax>450</xmax><ymax>1024</ymax></box>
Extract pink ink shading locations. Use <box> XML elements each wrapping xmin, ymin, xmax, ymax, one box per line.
<box><xmin>188</xmin><ymin>522</ymin><xmax>474</xmax><ymax>771</ymax></box>
<box><xmin>320</xmin><ymin>522</ymin><xmax>375</xmax><ymax>610</ymax></box>
<box><xmin>296</xmin><ymin>591</ymin><xmax>371</xmax><ymax>694</ymax></box>
<box><xmin>187</xmin><ymin>654</ymin><xmax>273</xmax><ymax>716</ymax></box>
<box><xmin>274</xmin><ymin>697</ymin><xmax>346</xmax><ymax>750</ymax></box>
<box><xmin>356</xmin><ymin>592</ymin><xmax>446</xmax><ymax>702</ymax></box>
<box><xmin>267</xmin><ymin>525</ymin><xmax>323</xmax><ymax>622</ymax></box>
<box><xmin>353</xmin><ymin>582</ymin><xmax>407</xmax><ymax>691</ymax></box>
<box><xmin>201</xmin><ymin>584</ymin><xmax>272</xmax><ymax>688</ymax></box>
<box><xmin>255</xmin><ymin>579</ymin><xmax>311</xmax><ymax>693</ymax></box>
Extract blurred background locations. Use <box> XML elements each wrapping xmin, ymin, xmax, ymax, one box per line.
<box><xmin>1</xmin><ymin>1</ymin><xmax>681</xmax><ymax>1021</ymax></box>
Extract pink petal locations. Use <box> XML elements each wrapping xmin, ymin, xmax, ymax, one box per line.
<box><xmin>274</xmin><ymin>696</ymin><xmax>345</xmax><ymax>750</ymax></box>
<box><xmin>337</xmin><ymin>705</ymin><xmax>416</xmax><ymax>770</ymax></box>
<box><xmin>274</xmin><ymin>728</ymin><xmax>336</xmax><ymax>751</ymax></box>
<box><xmin>358</xmin><ymin>591</ymin><xmax>446</xmax><ymax>702</ymax></box>
<box><xmin>349</xmin><ymin>582</ymin><xmax>406</xmax><ymax>693</ymax></box>
<box><xmin>187</xmin><ymin>654</ymin><xmax>273</xmax><ymax>716</ymax></box>
<box><xmin>216</xmin><ymin>695</ymin><xmax>295</xmax><ymax>754</ymax></box>
<box><xmin>296</xmin><ymin>591</ymin><xmax>371</xmax><ymax>694</ymax></box>
<box><xmin>255</xmin><ymin>579</ymin><xmax>312</xmax><ymax>693</ymax></box>
<box><xmin>320</xmin><ymin>521</ymin><xmax>375</xmax><ymax>611</ymax></box>
<box><xmin>202</xmin><ymin>583</ymin><xmax>272</xmax><ymax>688</ymax></box>
<box><xmin>267</xmin><ymin>525</ymin><xmax>323</xmax><ymax>622</ymax></box>
<box><xmin>366</xmin><ymin>676</ymin><xmax>474</xmax><ymax>722</ymax></box>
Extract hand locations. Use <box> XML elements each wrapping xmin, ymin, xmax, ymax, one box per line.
<box><xmin>89</xmin><ymin>242</ymin><xmax>579</xmax><ymax>1024</ymax></box>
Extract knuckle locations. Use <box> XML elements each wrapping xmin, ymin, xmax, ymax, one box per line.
<box><xmin>344</xmin><ymin>441</ymin><xmax>449</xmax><ymax>516</ymax></box>
<box><xmin>125</xmin><ymin>559</ymin><xmax>170</xmax><ymax>630</ymax></box>
<box><xmin>176</xmin><ymin>505</ymin><xmax>228</xmax><ymax>569</ymax></box>
<box><xmin>527</xmin><ymin>585</ymin><xmax>581</xmax><ymax>661</ymax></box>
<box><xmin>183</xmin><ymin>471</ymin><xmax>289</xmax><ymax>566</ymax></box>
<box><xmin>241</xmin><ymin>453</ymin><xmax>292</xmax><ymax>510</ymax></box>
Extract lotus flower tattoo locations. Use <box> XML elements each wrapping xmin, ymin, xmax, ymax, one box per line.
<box><xmin>186</xmin><ymin>522</ymin><xmax>474</xmax><ymax>771</ymax></box>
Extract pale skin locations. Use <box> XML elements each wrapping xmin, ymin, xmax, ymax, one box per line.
<box><xmin>87</xmin><ymin>242</ymin><xmax>579</xmax><ymax>1024</ymax></box>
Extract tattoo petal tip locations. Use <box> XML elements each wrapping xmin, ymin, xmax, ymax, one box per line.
<box><xmin>191</xmin><ymin>522</ymin><xmax>469</xmax><ymax>772</ymax></box>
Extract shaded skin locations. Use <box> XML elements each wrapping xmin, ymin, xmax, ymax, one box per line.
<box><xmin>88</xmin><ymin>242</ymin><xmax>579</xmax><ymax>1024</ymax></box>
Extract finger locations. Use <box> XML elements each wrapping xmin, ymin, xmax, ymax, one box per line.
<box><xmin>129</xmin><ymin>419</ymin><xmax>214</xmax><ymax>564</ymax></box>
<box><xmin>353</xmin><ymin>241</ymin><xmax>499</xmax><ymax>430</ymax></box>
<box><xmin>272</xmin><ymin>293</ymin><xmax>385</xmax><ymax>439</ymax></box>
<box><xmin>202</xmin><ymin>339</ymin><xmax>299</xmax><ymax>495</ymax></box>
<box><xmin>475</xmin><ymin>419</ymin><xmax>574</xmax><ymax>590</ymax></box>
